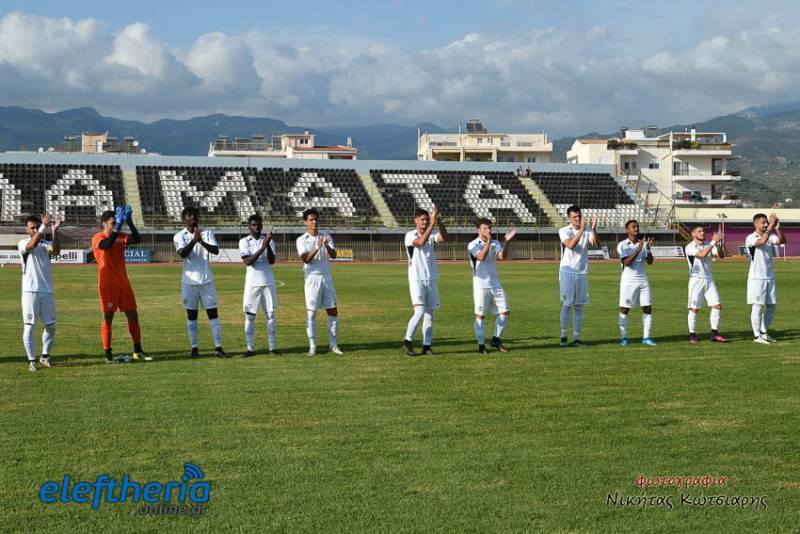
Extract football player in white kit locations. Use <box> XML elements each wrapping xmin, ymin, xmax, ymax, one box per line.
<box><xmin>174</xmin><ymin>207</ymin><xmax>227</xmax><ymax>358</ymax></box>
<box><xmin>617</xmin><ymin>219</ymin><xmax>657</xmax><ymax>346</ymax></box>
<box><xmin>240</xmin><ymin>214</ymin><xmax>278</xmax><ymax>357</ymax></box>
<box><xmin>468</xmin><ymin>218</ymin><xmax>516</xmax><ymax>353</ymax></box>
<box><xmin>685</xmin><ymin>224</ymin><xmax>729</xmax><ymax>344</ymax></box>
<box><xmin>19</xmin><ymin>214</ymin><xmax>60</xmax><ymax>372</ymax></box>
<box><xmin>403</xmin><ymin>207</ymin><xmax>448</xmax><ymax>356</ymax></box>
<box><xmin>746</xmin><ymin>213</ymin><xmax>786</xmax><ymax>344</ymax></box>
<box><xmin>296</xmin><ymin>208</ymin><xmax>343</xmax><ymax>356</ymax></box>
<box><xmin>558</xmin><ymin>206</ymin><xmax>598</xmax><ymax>347</ymax></box>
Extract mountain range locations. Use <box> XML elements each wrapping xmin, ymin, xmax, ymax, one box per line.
<box><xmin>1</xmin><ymin>104</ymin><xmax>798</xmax><ymax>206</ymax></box>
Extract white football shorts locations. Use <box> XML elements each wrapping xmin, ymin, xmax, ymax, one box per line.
<box><xmin>305</xmin><ymin>274</ymin><xmax>337</xmax><ymax>311</ymax></box>
<box><xmin>182</xmin><ymin>281</ymin><xmax>218</xmax><ymax>310</ymax></box>
<box><xmin>559</xmin><ymin>272</ymin><xmax>589</xmax><ymax>306</ymax></box>
<box><xmin>619</xmin><ymin>277</ymin><xmax>652</xmax><ymax>308</ymax></box>
<box><xmin>21</xmin><ymin>291</ymin><xmax>56</xmax><ymax>325</ymax></box>
<box><xmin>243</xmin><ymin>285</ymin><xmax>278</xmax><ymax>314</ymax></box>
<box><xmin>473</xmin><ymin>286</ymin><xmax>509</xmax><ymax>316</ymax></box>
<box><xmin>409</xmin><ymin>279</ymin><xmax>440</xmax><ymax>309</ymax></box>
<box><xmin>687</xmin><ymin>277</ymin><xmax>721</xmax><ymax>309</ymax></box>
<box><xmin>746</xmin><ymin>278</ymin><xmax>777</xmax><ymax>305</ymax></box>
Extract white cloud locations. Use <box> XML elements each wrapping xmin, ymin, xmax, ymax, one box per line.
<box><xmin>0</xmin><ymin>9</ymin><xmax>799</xmax><ymax>135</ymax></box>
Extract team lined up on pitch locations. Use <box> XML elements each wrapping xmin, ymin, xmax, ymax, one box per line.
<box><xmin>17</xmin><ymin>205</ymin><xmax>786</xmax><ymax>370</ymax></box>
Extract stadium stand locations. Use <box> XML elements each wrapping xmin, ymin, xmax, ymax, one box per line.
<box><xmin>0</xmin><ymin>159</ymin><xmax>656</xmax><ymax>231</ymax></box>
<box><xmin>253</xmin><ymin>168</ymin><xmax>380</xmax><ymax>227</ymax></box>
<box><xmin>371</xmin><ymin>170</ymin><xmax>549</xmax><ymax>227</ymax></box>
<box><xmin>137</xmin><ymin>166</ymin><xmax>379</xmax><ymax>227</ymax></box>
<box><xmin>0</xmin><ymin>164</ymin><xmax>125</xmax><ymax>224</ymax></box>
<box><xmin>532</xmin><ymin>172</ymin><xmax>647</xmax><ymax>227</ymax></box>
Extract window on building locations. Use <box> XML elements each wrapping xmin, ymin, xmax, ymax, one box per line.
<box><xmin>649</xmin><ymin>160</ymin><xmax>659</xmax><ymax>169</ymax></box>
<box><xmin>526</xmin><ymin>157</ymin><xmax>536</xmax><ymax>163</ymax></box>
<box><xmin>477</xmin><ymin>138</ymin><xmax>483</xmax><ymax>145</ymax></box>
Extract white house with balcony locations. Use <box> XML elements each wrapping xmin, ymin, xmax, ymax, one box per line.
<box><xmin>418</xmin><ymin>119</ymin><xmax>553</xmax><ymax>163</ymax></box>
<box><xmin>567</xmin><ymin>126</ymin><xmax>741</xmax><ymax>207</ymax></box>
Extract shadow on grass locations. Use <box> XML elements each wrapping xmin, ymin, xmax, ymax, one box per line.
<box><xmin>3</xmin><ymin>329</ymin><xmax>798</xmax><ymax>365</ymax></box>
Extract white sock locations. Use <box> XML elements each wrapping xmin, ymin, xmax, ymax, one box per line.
<box><xmin>643</xmin><ymin>313</ymin><xmax>652</xmax><ymax>339</ymax></box>
<box><xmin>710</xmin><ymin>308</ymin><xmax>720</xmax><ymax>331</ymax></box>
<box><xmin>244</xmin><ymin>314</ymin><xmax>256</xmax><ymax>351</ymax></box>
<box><xmin>573</xmin><ymin>305</ymin><xmax>584</xmax><ymax>339</ymax></box>
<box><xmin>618</xmin><ymin>313</ymin><xmax>628</xmax><ymax>338</ymax></box>
<box><xmin>42</xmin><ymin>323</ymin><xmax>56</xmax><ymax>355</ymax></box>
<box><xmin>763</xmin><ymin>304</ymin><xmax>776</xmax><ymax>332</ymax></box>
<box><xmin>494</xmin><ymin>314</ymin><xmax>507</xmax><ymax>339</ymax></box>
<box><xmin>405</xmin><ymin>307</ymin><xmax>425</xmax><ymax>341</ymax></box>
<box><xmin>688</xmin><ymin>310</ymin><xmax>697</xmax><ymax>334</ymax></box>
<box><xmin>474</xmin><ymin>318</ymin><xmax>485</xmax><ymax>345</ymax></box>
<box><xmin>23</xmin><ymin>323</ymin><xmax>35</xmax><ymax>361</ymax></box>
<box><xmin>306</xmin><ymin>310</ymin><xmax>317</xmax><ymax>347</ymax></box>
<box><xmin>327</xmin><ymin>315</ymin><xmax>338</xmax><ymax>348</ymax></box>
<box><xmin>560</xmin><ymin>305</ymin><xmax>570</xmax><ymax>338</ymax></box>
<box><xmin>267</xmin><ymin>312</ymin><xmax>276</xmax><ymax>351</ymax></box>
<box><xmin>209</xmin><ymin>318</ymin><xmax>222</xmax><ymax>348</ymax></box>
<box><xmin>187</xmin><ymin>319</ymin><xmax>199</xmax><ymax>348</ymax></box>
<box><xmin>751</xmin><ymin>304</ymin><xmax>762</xmax><ymax>337</ymax></box>
<box><xmin>422</xmin><ymin>309</ymin><xmax>434</xmax><ymax>346</ymax></box>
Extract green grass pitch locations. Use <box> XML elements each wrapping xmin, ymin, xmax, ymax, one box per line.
<box><xmin>1</xmin><ymin>260</ymin><xmax>799</xmax><ymax>532</ymax></box>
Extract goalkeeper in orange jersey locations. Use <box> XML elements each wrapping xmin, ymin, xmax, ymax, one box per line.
<box><xmin>91</xmin><ymin>206</ymin><xmax>150</xmax><ymax>362</ymax></box>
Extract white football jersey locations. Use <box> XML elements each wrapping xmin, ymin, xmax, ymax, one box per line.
<box><xmin>239</xmin><ymin>235</ymin><xmax>277</xmax><ymax>287</ymax></box>
<box><xmin>468</xmin><ymin>238</ymin><xmax>503</xmax><ymax>289</ymax></box>
<box><xmin>18</xmin><ymin>238</ymin><xmax>54</xmax><ymax>293</ymax></box>
<box><xmin>684</xmin><ymin>241</ymin><xmax>716</xmax><ymax>279</ymax></box>
<box><xmin>174</xmin><ymin>228</ymin><xmax>217</xmax><ymax>285</ymax></box>
<box><xmin>745</xmin><ymin>232</ymin><xmax>779</xmax><ymax>279</ymax></box>
<box><xmin>405</xmin><ymin>230</ymin><xmax>440</xmax><ymax>281</ymax></box>
<box><xmin>559</xmin><ymin>225</ymin><xmax>593</xmax><ymax>275</ymax></box>
<box><xmin>296</xmin><ymin>231</ymin><xmax>334</xmax><ymax>276</ymax></box>
<box><xmin>617</xmin><ymin>238</ymin><xmax>649</xmax><ymax>281</ymax></box>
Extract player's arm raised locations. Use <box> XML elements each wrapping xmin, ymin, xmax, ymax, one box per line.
<box><xmin>324</xmin><ymin>234</ymin><xmax>337</xmax><ymax>260</ymax></box>
<box><xmin>645</xmin><ymin>236</ymin><xmax>655</xmax><ymax>265</ymax></box>
<box><xmin>125</xmin><ymin>205</ymin><xmax>141</xmax><ymax>245</ymax></box>
<box><xmin>589</xmin><ymin>215</ymin><xmax>599</xmax><ymax>247</ymax></box>
<box><xmin>754</xmin><ymin>214</ymin><xmax>778</xmax><ymax>246</ymax></box>
<box><xmin>620</xmin><ymin>240</ymin><xmax>644</xmax><ymax>267</ymax></box>
<box><xmin>562</xmin><ymin>217</ymin><xmax>585</xmax><ymax>250</ymax></box>
<box><xmin>98</xmin><ymin>207</ymin><xmax>125</xmax><ymax>249</ymax></box>
<box><xmin>498</xmin><ymin>228</ymin><xmax>517</xmax><ymax>260</ymax></box>
<box><xmin>474</xmin><ymin>236</ymin><xmax>493</xmax><ymax>262</ymax></box>
<box><xmin>198</xmin><ymin>229</ymin><xmax>219</xmax><ymax>255</ymax></box>
<box><xmin>301</xmin><ymin>235</ymin><xmax>324</xmax><ymax>263</ymax></box>
<box><xmin>25</xmin><ymin>213</ymin><xmax>51</xmax><ymax>251</ymax></box>
<box><xmin>50</xmin><ymin>217</ymin><xmax>61</xmax><ymax>256</ymax></box>
<box><xmin>177</xmin><ymin>228</ymin><xmax>200</xmax><ymax>258</ymax></box>
<box><xmin>266</xmin><ymin>233</ymin><xmax>276</xmax><ymax>265</ymax></box>
<box><xmin>695</xmin><ymin>232</ymin><xmax>722</xmax><ymax>258</ymax></box>
<box><xmin>774</xmin><ymin>215</ymin><xmax>786</xmax><ymax>244</ymax></box>
<box><xmin>412</xmin><ymin>207</ymin><xmax>438</xmax><ymax>247</ymax></box>
<box><xmin>435</xmin><ymin>207</ymin><xmax>448</xmax><ymax>242</ymax></box>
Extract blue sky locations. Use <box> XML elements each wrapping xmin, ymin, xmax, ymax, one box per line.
<box><xmin>0</xmin><ymin>1</ymin><xmax>798</xmax><ymax>134</ymax></box>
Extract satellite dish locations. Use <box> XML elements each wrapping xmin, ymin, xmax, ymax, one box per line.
<box><xmin>132</xmin><ymin>140</ymin><xmax>139</xmax><ymax>147</ymax></box>
<box><xmin>141</xmin><ymin>148</ymin><xmax>147</xmax><ymax>154</ymax></box>
<box><xmin>38</xmin><ymin>147</ymin><xmax>44</xmax><ymax>153</ymax></box>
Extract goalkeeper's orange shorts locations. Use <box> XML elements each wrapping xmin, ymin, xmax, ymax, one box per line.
<box><xmin>98</xmin><ymin>283</ymin><xmax>137</xmax><ymax>313</ymax></box>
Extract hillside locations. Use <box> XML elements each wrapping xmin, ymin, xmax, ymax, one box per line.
<box><xmin>1</xmin><ymin>105</ymin><xmax>799</xmax><ymax>205</ymax></box>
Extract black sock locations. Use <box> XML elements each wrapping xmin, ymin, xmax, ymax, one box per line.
<box><xmin>134</xmin><ymin>343</ymin><xmax>143</xmax><ymax>353</ymax></box>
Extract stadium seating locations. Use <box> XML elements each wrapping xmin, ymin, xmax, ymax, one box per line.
<box><xmin>532</xmin><ymin>172</ymin><xmax>647</xmax><ymax>227</ymax></box>
<box><xmin>0</xmin><ymin>162</ymin><xmax>653</xmax><ymax>230</ymax></box>
<box><xmin>137</xmin><ymin>166</ymin><xmax>379</xmax><ymax>227</ymax></box>
<box><xmin>0</xmin><ymin>164</ymin><xmax>125</xmax><ymax>224</ymax></box>
<box><xmin>371</xmin><ymin>170</ymin><xmax>549</xmax><ymax>227</ymax></box>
